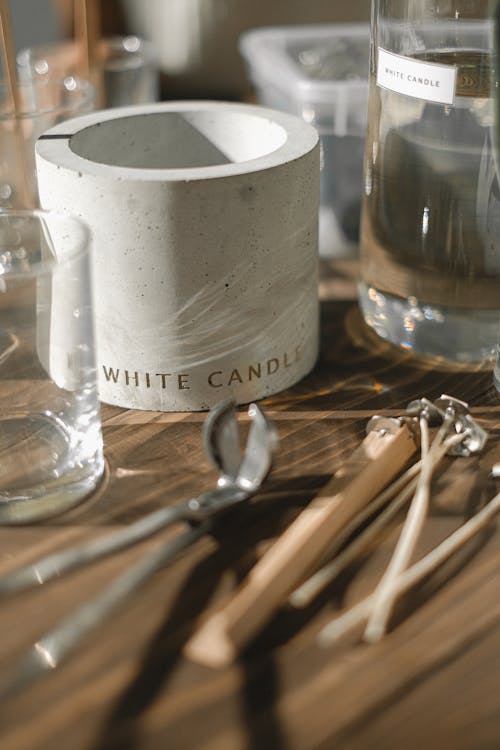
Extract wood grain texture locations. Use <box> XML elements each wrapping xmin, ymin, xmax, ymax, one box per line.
<box><xmin>0</xmin><ymin>259</ymin><xmax>499</xmax><ymax>749</ymax></box>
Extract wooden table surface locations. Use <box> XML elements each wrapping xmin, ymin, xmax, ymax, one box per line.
<box><xmin>1</xmin><ymin>259</ymin><xmax>500</xmax><ymax>750</ymax></box>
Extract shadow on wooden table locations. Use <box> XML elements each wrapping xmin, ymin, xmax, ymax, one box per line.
<box><xmin>257</xmin><ymin>297</ymin><xmax>497</xmax><ymax>420</ymax></box>
<box><xmin>90</xmin><ymin>543</ymin><xmax>233</xmax><ymax>750</ymax></box>
<box><xmin>90</xmin><ymin>480</ymin><xmax>320</xmax><ymax>750</ymax></box>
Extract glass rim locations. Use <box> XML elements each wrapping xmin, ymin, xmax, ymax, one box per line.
<box><xmin>102</xmin><ymin>35</ymin><xmax>156</xmax><ymax>55</ymax></box>
<box><xmin>0</xmin><ymin>75</ymin><xmax>95</xmax><ymax>120</ymax></box>
<box><xmin>17</xmin><ymin>34</ymin><xmax>157</xmax><ymax>70</ymax></box>
<box><xmin>0</xmin><ymin>209</ymin><xmax>90</xmax><ymax>278</ymax></box>
<box><xmin>99</xmin><ymin>35</ymin><xmax>158</xmax><ymax>70</ymax></box>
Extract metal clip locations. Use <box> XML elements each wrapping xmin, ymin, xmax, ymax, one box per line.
<box><xmin>445</xmin><ymin>413</ymin><xmax>488</xmax><ymax>457</ymax></box>
<box><xmin>406</xmin><ymin>397</ymin><xmax>443</xmax><ymax>425</ymax></box>
<box><xmin>433</xmin><ymin>394</ymin><xmax>469</xmax><ymax>421</ymax></box>
<box><xmin>433</xmin><ymin>394</ymin><xmax>487</xmax><ymax>457</ymax></box>
<box><xmin>366</xmin><ymin>416</ymin><xmax>404</xmax><ymax>436</ymax></box>
<box><xmin>367</xmin><ymin>394</ymin><xmax>487</xmax><ymax>456</ymax></box>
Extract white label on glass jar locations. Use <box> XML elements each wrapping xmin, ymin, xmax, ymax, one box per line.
<box><xmin>377</xmin><ymin>47</ymin><xmax>457</xmax><ymax>105</ymax></box>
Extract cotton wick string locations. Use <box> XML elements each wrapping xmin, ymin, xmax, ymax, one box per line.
<box><xmin>290</xmin><ymin>415</ymin><xmax>440</xmax><ymax>608</ymax></box>
<box><xmin>292</xmin><ymin>414</ymin><xmax>468</xmax><ymax>617</ymax></box>
<box><xmin>318</xmin><ymin>487</ymin><xmax>500</xmax><ymax>647</ymax></box>
<box><xmin>363</xmin><ymin>417</ymin><xmax>464</xmax><ymax>643</ymax></box>
<box><xmin>289</xmin><ymin>460</ymin><xmax>422</xmax><ymax>608</ymax></box>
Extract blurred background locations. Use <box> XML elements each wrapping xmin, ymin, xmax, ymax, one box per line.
<box><xmin>5</xmin><ymin>0</ymin><xmax>372</xmax><ymax>256</ymax></box>
<box><xmin>10</xmin><ymin>0</ymin><xmax>371</xmax><ymax>99</ymax></box>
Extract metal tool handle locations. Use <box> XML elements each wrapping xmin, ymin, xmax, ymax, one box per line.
<box><xmin>0</xmin><ymin>503</ymin><xmax>189</xmax><ymax>597</ymax></box>
<box><xmin>0</xmin><ymin>482</ymin><xmax>249</xmax><ymax>599</ymax></box>
<box><xmin>1</xmin><ymin>521</ymin><xmax>210</xmax><ymax>701</ymax></box>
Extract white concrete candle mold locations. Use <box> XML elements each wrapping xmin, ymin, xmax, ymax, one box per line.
<box><xmin>35</xmin><ymin>101</ymin><xmax>320</xmax><ymax>411</ymax></box>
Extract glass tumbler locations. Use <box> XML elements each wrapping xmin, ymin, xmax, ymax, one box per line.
<box><xmin>0</xmin><ymin>75</ymin><xmax>94</xmax><ymax>209</ymax></box>
<box><xmin>0</xmin><ymin>211</ymin><xmax>104</xmax><ymax>524</ymax></box>
<box><xmin>17</xmin><ymin>36</ymin><xmax>159</xmax><ymax>109</ymax></box>
<box><xmin>359</xmin><ymin>0</ymin><xmax>499</xmax><ymax>362</ymax></box>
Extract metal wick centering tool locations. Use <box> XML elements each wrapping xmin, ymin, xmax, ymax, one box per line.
<box><xmin>0</xmin><ymin>400</ymin><xmax>278</xmax><ymax>699</ymax></box>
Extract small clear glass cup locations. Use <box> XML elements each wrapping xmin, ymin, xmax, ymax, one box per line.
<box><xmin>17</xmin><ymin>36</ymin><xmax>159</xmax><ymax>109</ymax></box>
<box><xmin>0</xmin><ymin>75</ymin><xmax>95</xmax><ymax>209</ymax></box>
<box><xmin>0</xmin><ymin>210</ymin><xmax>104</xmax><ymax>524</ymax></box>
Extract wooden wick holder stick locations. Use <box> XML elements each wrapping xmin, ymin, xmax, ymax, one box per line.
<box><xmin>185</xmin><ymin>423</ymin><xmax>417</xmax><ymax>668</ymax></box>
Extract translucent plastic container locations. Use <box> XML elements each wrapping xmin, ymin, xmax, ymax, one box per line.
<box><xmin>240</xmin><ymin>24</ymin><xmax>370</xmax><ymax>258</ymax></box>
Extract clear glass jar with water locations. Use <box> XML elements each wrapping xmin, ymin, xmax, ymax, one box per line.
<box><xmin>359</xmin><ymin>0</ymin><xmax>499</xmax><ymax>362</ymax></box>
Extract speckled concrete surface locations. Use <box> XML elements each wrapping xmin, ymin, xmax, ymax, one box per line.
<box><xmin>36</xmin><ymin>101</ymin><xmax>320</xmax><ymax>411</ymax></box>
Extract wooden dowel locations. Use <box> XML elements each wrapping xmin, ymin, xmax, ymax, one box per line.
<box><xmin>74</xmin><ymin>0</ymin><xmax>102</xmax><ymax>101</ymax></box>
<box><xmin>74</xmin><ymin>0</ymin><xmax>99</xmax><ymax>76</ymax></box>
<box><xmin>0</xmin><ymin>0</ymin><xmax>18</xmax><ymax>113</ymax></box>
<box><xmin>0</xmin><ymin>0</ymin><xmax>31</xmax><ymax>206</ymax></box>
<box><xmin>289</xmin><ymin>471</ymin><xmax>420</xmax><ymax>609</ymax></box>
<box><xmin>184</xmin><ymin>424</ymin><xmax>417</xmax><ymax>668</ymax></box>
